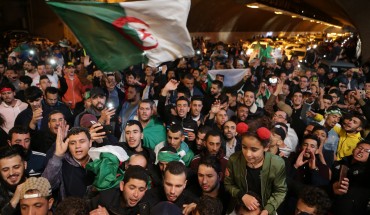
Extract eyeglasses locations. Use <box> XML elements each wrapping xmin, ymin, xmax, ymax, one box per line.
<box><xmin>356</xmin><ymin>146</ymin><xmax>370</xmax><ymax>153</ymax></box>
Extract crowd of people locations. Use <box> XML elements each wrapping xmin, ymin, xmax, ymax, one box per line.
<box><xmin>0</xmin><ymin>36</ymin><xmax>369</xmax><ymax>215</ymax></box>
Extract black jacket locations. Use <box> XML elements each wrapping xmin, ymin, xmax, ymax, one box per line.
<box><xmin>30</xmin><ymin>129</ymin><xmax>56</xmax><ymax>153</ymax></box>
<box><xmin>143</xmin><ymin>186</ymin><xmax>198</xmax><ymax>209</ymax></box>
<box><xmin>331</xmin><ymin>156</ymin><xmax>370</xmax><ymax>215</ymax></box>
<box><xmin>89</xmin><ymin>188</ymin><xmax>150</xmax><ymax>215</ymax></box>
<box><xmin>14</xmin><ymin>107</ymin><xmax>33</xmax><ymax>128</ymax></box>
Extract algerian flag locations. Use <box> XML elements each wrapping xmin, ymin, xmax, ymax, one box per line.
<box><xmin>46</xmin><ymin>0</ymin><xmax>194</xmax><ymax>71</ymax></box>
<box><xmin>207</xmin><ymin>69</ymin><xmax>247</xmax><ymax>87</ymax></box>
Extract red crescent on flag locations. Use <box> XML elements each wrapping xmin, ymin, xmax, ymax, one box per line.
<box><xmin>112</xmin><ymin>17</ymin><xmax>159</xmax><ymax>51</ymax></box>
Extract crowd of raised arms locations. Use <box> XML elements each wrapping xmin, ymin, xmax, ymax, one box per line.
<box><xmin>0</xmin><ymin>36</ymin><xmax>370</xmax><ymax>215</ymax></box>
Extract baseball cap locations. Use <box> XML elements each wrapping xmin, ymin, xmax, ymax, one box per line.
<box><xmin>20</xmin><ymin>177</ymin><xmax>51</xmax><ymax>199</ymax></box>
<box><xmin>272</xmin><ymin>123</ymin><xmax>288</xmax><ymax>140</ymax></box>
<box><xmin>90</xmin><ymin>87</ymin><xmax>106</xmax><ymax>98</ymax></box>
<box><xmin>80</xmin><ymin>114</ymin><xmax>98</xmax><ymax>128</ymax></box>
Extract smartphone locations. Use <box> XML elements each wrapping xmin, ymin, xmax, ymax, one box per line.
<box><xmin>339</xmin><ymin>165</ymin><xmax>349</xmax><ymax>183</ymax></box>
<box><xmin>106</xmin><ymin>102</ymin><xmax>114</xmax><ymax>110</ymax></box>
<box><xmin>269</xmin><ymin>77</ymin><xmax>278</xmax><ymax>84</ymax></box>
<box><xmin>90</xmin><ymin>120</ymin><xmax>112</xmax><ymax>134</ymax></box>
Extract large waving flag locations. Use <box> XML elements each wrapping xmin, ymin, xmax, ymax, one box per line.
<box><xmin>46</xmin><ymin>0</ymin><xmax>194</xmax><ymax>71</ymax></box>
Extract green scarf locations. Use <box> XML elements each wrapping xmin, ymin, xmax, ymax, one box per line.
<box><xmin>158</xmin><ymin>151</ymin><xmax>181</xmax><ymax>162</ymax></box>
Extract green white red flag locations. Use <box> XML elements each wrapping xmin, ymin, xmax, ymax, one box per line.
<box><xmin>46</xmin><ymin>0</ymin><xmax>194</xmax><ymax>71</ymax></box>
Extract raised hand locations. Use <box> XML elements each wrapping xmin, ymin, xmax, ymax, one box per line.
<box><xmin>353</xmin><ymin>89</ymin><xmax>362</xmax><ymax>101</ymax></box>
<box><xmin>294</xmin><ymin>150</ymin><xmax>308</xmax><ymax>169</ymax></box>
<box><xmin>274</xmin><ymin>78</ymin><xmax>283</xmax><ymax>95</ymax></box>
<box><xmin>10</xmin><ymin>183</ymin><xmax>24</xmax><ymax>208</ymax></box>
<box><xmin>99</xmin><ymin>107</ymin><xmax>115</xmax><ymax>125</ymax></box>
<box><xmin>333</xmin><ymin>177</ymin><xmax>349</xmax><ymax>195</ymax></box>
<box><xmin>55</xmin><ymin>125</ymin><xmax>69</xmax><ymax>157</ymax></box>
<box><xmin>29</xmin><ymin>107</ymin><xmax>43</xmax><ymax>130</ymax></box>
<box><xmin>308</xmin><ymin>150</ymin><xmax>317</xmax><ymax>170</ymax></box>
<box><xmin>210</xmin><ymin>100</ymin><xmax>221</xmax><ymax>114</ymax></box>
<box><xmin>165</xmin><ymin>79</ymin><xmax>179</xmax><ymax>91</ymax></box>
<box><xmin>89</xmin><ymin>123</ymin><xmax>106</xmax><ymax>143</ymax></box>
<box><xmin>161</xmin><ymin>79</ymin><xmax>179</xmax><ymax>96</ymax></box>
<box><xmin>161</xmin><ymin>64</ymin><xmax>168</xmax><ymax>75</ymax></box>
<box><xmin>56</xmin><ymin>65</ymin><xmax>63</xmax><ymax>77</ymax></box>
<box><xmin>84</xmin><ymin>55</ymin><xmax>92</xmax><ymax>67</ymax></box>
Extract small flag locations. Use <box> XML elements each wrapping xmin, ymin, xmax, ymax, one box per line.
<box><xmin>46</xmin><ymin>0</ymin><xmax>194</xmax><ymax>71</ymax></box>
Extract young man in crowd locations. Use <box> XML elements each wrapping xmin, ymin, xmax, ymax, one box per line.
<box><xmin>41</xmin><ymin>86</ymin><xmax>73</xmax><ymax>131</ymax></box>
<box><xmin>16</xmin><ymin>75</ymin><xmax>33</xmax><ymax>102</ymax></box>
<box><xmin>119</xmin><ymin>85</ymin><xmax>141</xmax><ymax>134</ymax></box>
<box><xmin>311</xmin><ymin>111</ymin><xmax>365</xmax><ymax>160</ymax></box>
<box><xmin>19</xmin><ymin>177</ymin><xmax>54</xmax><ymax>215</ymax></box>
<box><xmin>190</xmin><ymin>131</ymin><xmax>228</xmax><ymax>181</ymax></box>
<box><xmin>189</xmin><ymin>156</ymin><xmax>230</xmax><ymax>214</ymax></box>
<box><xmin>14</xmin><ymin>86</ymin><xmax>44</xmax><ymax>130</ymax></box>
<box><xmin>190</xmin><ymin>96</ymin><xmax>205</xmax><ymax>127</ymax></box>
<box><xmin>89</xmin><ymin>165</ymin><xmax>150</xmax><ymax>215</ymax></box>
<box><xmin>194</xmin><ymin>126</ymin><xmax>212</xmax><ymax>155</ymax></box>
<box><xmin>121</xmin><ymin>120</ymin><xmax>156</xmax><ymax>166</ymax></box>
<box><xmin>75</xmin><ymin>87</ymin><xmax>115</xmax><ymax>129</ymax></box>
<box><xmin>331</xmin><ymin>140</ymin><xmax>370</xmax><ymax>215</ymax></box>
<box><xmin>138</xmin><ymin>99</ymin><xmax>167</xmax><ymax>150</ymax></box>
<box><xmin>0</xmin><ymin>82</ymin><xmax>28</xmax><ymax>133</ymax></box>
<box><xmin>244</xmin><ymin>90</ymin><xmax>264</xmax><ymax>120</ymax></box>
<box><xmin>0</xmin><ymin>145</ymin><xmax>28</xmax><ymax>214</ymax></box>
<box><xmin>158</xmin><ymin>80</ymin><xmax>198</xmax><ymax>147</ymax></box>
<box><xmin>154</xmin><ymin>124</ymin><xmax>194</xmax><ymax>167</ymax></box>
<box><xmin>222</xmin><ymin>120</ymin><xmax>240</xmax><ymax>159</ymax></box>
<box><xmin>7</xmin><ymin>127</ymin><xmax>46</xmax><ymax>177</ymax></box>
<box><xmin>144</xmin><ymin>161</ymin><xmax>198</xmax><ymax>209</ymax></box>
<box><xmin>42</xmin><ymin>126</ymin><xmax>94</xmax><ymax>200</ymax></box>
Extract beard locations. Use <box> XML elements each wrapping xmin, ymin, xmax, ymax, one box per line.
<box><xmin>140</xmin><ymin>117</ymin><xmax>150</xmax><ymax>123</ymax></box>
<box><xmin>0</xmin><ymin>173</ymin><xmax>26</xmax><ymax>193</ymax></box>
<box><xmin>202</xmin><ymin>182</ymin><xmax>219</xmax><ymax>194</ymax></box>
<box><xmin>92</xmin><ymin>103</ymin><xmax>105</xmax><ymax>111</ymax></box>
<box><xmin>224</xmin><ymin>134</ymin><xmax>234</xmax><ymax>141</ymax></box>
<box><xmin>127</xmin><ymin>98</ymin><xmax>136</xmax><ymax>103</ymax></box>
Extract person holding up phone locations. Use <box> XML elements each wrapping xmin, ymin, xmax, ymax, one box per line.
<box><xmin>331</xmin><ymin>140</ymin><xmax>370</xmax><ymax>215</ymax></box>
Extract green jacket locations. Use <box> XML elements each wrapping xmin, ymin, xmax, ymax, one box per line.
<box><xmin>224</xmin><ymin>151</ymin><xmax>287</xmax><ymax>215</ymax></box>
<box><xmin>143</xmin><ymin>118</ymin><xmax>167</xmax><ymax>150</ymax></box>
